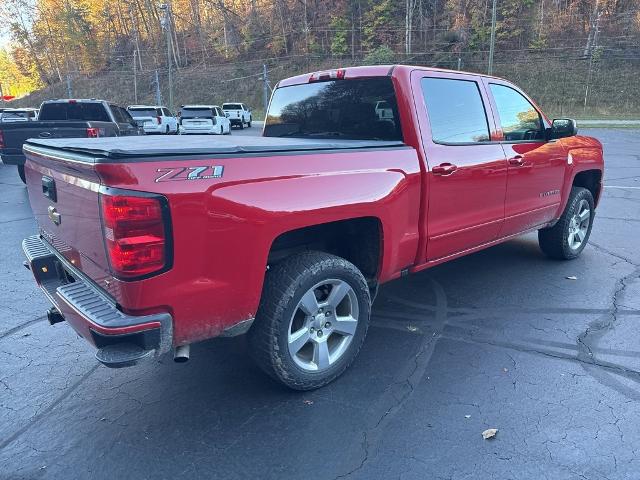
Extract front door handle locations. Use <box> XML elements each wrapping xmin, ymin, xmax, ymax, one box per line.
<box><xmin>432</xmin><ymin>163</ymin><xmax>458</xmax><ymax>176</ymax></box>
<box><xmin>508</xmin><ymin>155</ymin><xmax>525</xmax><ymax>166</ymax></box>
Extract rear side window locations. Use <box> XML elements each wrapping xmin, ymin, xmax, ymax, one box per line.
<box><xmin>264</xmin><ymin>77</ymin><xmax>402</xmax><ymax>141</ymax></box>
<box><xmin>224</xmin><ymin>104</ymin><xmax>242</xmax><ymax>110</ymax></box>
<box><xmin>110</xmin><ymin>105</ymin><xmax>126</xmax><ymax>123</ymax></box>
<box><xmin>489</xmin><ymin>84</ymin><xmax>544</xmax><ymax>141</ymax></box>
<box><xmin>421</xmin><ymin>77</ymin><xmax>490</xmax><ymax>144</ymax></box>
<box><xmin>120</xmin><ymin>107</ymin><xmax>135</xmax><ymax>123</ymax></box>
<box><xmin>39</xmin><ymin>102</ymin><xmax>110</xmax><ymax>122</ymax></box>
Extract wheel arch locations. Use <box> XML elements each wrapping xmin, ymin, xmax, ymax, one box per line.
<box><xmin>572</xmin><ymin>168</ymin><xmax>602</xmax><ymax>206</ymax></box>
<box><xmin>267</xmin><ymin>216</ymin><xmax>384</xmax><ymax>286</ymax></box>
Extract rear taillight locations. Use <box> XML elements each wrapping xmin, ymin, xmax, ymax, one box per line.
<box><xmin>157</xmin><ymin>116</ymin><xmax>162</xmax><ymax>125</ymax></box>
<box><xmin>99</xmin><ymin>192</ymin><xmax>171</xmax><ymax>279</ymax></box>
<box><xmin>86</xmin><ymin>127</ymin><xmax>99</xmax><ymax>138</ymax></box>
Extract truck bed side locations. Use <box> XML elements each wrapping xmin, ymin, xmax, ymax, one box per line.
<box><xmin>23</xmin><ymin>139</ymin><xmax>421</xmax><ymax>345</ymax></box>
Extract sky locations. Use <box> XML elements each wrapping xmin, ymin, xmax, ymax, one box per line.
<box><xmin>0</xmin><ymin>29</ymin><xmax>11</xmax><ymax>50</ymax></box>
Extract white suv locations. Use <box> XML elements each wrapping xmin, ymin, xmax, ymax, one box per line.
<box><xmin>0</xmin><ymin>108</ymin><xmax>39</xmax><ymax>123</ymax></box>
<box><xmin>222</xmin><ymin>103</ymin><xmax>252</xmax><ymax>129</ymax></box>
<box><xmin>179</xmin><ymin>105</ymin><xmax>231</xmax><ymax>135</ymax></box>
<box><xmin>127</xmin><ymin>105</ymin><xmax>178</xmax><ymax>134</ymax></box>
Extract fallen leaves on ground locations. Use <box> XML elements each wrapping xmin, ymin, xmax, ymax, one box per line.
<box><xmin>482</xmin><ymin>428</ymin><xmax>498</xmax><ymax>440</ymax></box>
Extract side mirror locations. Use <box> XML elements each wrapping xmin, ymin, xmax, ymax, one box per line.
<box><xmin>548</xmin><ymin>118</ymin><xmax>578</xmax><ymax>140</ymax></box>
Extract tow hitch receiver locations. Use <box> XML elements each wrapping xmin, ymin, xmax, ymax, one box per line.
<box><xmin>47</xmin><ymin>307</ymin><xmax>65</xmax><ymax>325</ymax></box>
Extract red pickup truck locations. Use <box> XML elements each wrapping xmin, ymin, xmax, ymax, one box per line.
<box><xmin>21</xmin><ymin>65</ymin><xmax>603</xmax><ymax>389</ymax></box>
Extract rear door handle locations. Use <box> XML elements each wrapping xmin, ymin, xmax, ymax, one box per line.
<box><xmin>508</xmin><ymin>155</ymin><xmax>525</xmax><ymax>166</ymax></box>
<box><xmin>432</xmin><ymin>163</ymin><xmax>458</xmax><ymax>176</ymax></box>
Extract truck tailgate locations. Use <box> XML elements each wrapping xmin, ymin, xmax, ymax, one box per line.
<box><xmin>23</xmin><ymin>144</ymin><xmax>110</xmax><ymax>284</ymax></box>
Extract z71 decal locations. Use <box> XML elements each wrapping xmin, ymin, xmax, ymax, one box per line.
<box><xmin>155</xmin><ymin>166</ymin><xmax>224</xmax><ymax>183</ymax></box>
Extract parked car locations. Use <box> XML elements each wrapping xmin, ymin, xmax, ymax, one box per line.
<box><xmin>222</xmin><ymin>102</ymin><xmax>252</xmax><ymax>129</ymax></box>
<box><xmin>0</xmin><ymin>108</ymin><xmax>39</xmax><ymax>123</ymax></box>
<box><xmin>127</xmin><ymin>105</ymin><xmax>178</xmax><ymax>134</ymax></box>
<box><xmin>20</xmin><ymin>65</ymin><xmax>603</xmax><ymax>390</ymax></box>
<box><xmin>178</xmin><ymin>105</ymin><xmax>230</xmax><ymax>135</ymax></box>
<box><xmin>0</xmin><ymin>99</ymin><xmax>141</xmax><ymax>182</ymax></box>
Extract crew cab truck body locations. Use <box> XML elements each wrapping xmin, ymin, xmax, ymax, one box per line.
<box><xmin>222</xmin><ymin>103</ymin><xmax>252</xmax><ymax>129</ymax></box>
<box><xmin>21</xmin><ymin>65</ymin><xmax>603</xmax><ymax>389</ymax></box>
<box><xmin>0</xmin><ymin>99</ymin><xmax>141</xmax><ymax>182</ymax></box>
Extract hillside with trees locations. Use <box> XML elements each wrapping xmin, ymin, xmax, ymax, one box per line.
<box><xmin>1</xmin><ymin>0</ymin><xmax>639</xmax><ymax>117</ymax></box>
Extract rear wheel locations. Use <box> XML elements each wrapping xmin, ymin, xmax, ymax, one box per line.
<box><xmin>248</xmin><ymin>252</ymin><xmax>371</xmax><ymax>390</ymax></box>
<box><xmin>247</xmin><ymin>116</ymin><xmax>252</xmax><ymax>128</ymax></box>
<box><xmin>538</xmin><ymin>187</ymin><xmax>595</xmax><ymax>260</ymax></box>
<box><xmin>17</xmin><ymin>165</ymin><xmax>26</xmax><ymax>184</ymax></box>
<box><xmin>238</xmin><ymin>120</ymin><xmax>244</xmax><ymax>130</ymax></box>
<box><xmin>165</xmin><ymin>125</ymin><xmax>170</xmax><ymax>134</ymax></box>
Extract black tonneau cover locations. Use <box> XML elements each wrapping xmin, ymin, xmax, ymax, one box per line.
<box><xmin>24</xmin><ymin>135</ymin><xmax>407</xmax><ymax>162</ymax></box>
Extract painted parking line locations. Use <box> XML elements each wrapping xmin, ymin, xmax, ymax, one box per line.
<box><xmin>604</xmin><ymin>185</ymin><xmax>640</xmax><ymax>190</ymax></box>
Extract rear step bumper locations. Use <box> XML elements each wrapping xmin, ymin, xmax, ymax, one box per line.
<box><xmin>22</xmin><ymin>235</ymin><xmax>173</xmax><ymax>368</ymax></box>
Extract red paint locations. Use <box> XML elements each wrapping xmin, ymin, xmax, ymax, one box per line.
<box><xmin>23</xmin><ymin>65</ymin><xmax>604</xmax><ymax>350</ymax></box>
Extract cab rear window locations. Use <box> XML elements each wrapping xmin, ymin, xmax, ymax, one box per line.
<box><xmin>39</xmin><ymin>102</ymin><xmax>110</xmax><ymax>122</ymax></box>
<box><xmin>264</xmin><ymin>77</ymin><xmax>402</xmax><ymax>141</ymax></box>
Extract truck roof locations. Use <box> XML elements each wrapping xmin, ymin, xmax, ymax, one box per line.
<box><xmin>277</xmin><ymin>64</ymin><xmax>505</xmax><ymax>87</ymax></box>
<box><xmin>24</xmin><ymin>135</ymin><xmax>407</xmax><ymax>163</ymax></box>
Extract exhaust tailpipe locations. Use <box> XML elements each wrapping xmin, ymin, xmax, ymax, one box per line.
<box><xmin>174</xmin><ymin>344</ymin><xmax>190</xmax><ymax>363</ymax></box>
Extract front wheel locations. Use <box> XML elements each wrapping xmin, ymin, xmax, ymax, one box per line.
<box><xmin>17</xmin><ymin>165</ymin><xmax>26</xmax><ymax>184</ymax></box>
<box><xmin>538</xmin><ymin>187</ymin><xmax>595</xmax><ymax>260</ymax></box>
<box><xmin>248</xmin><ymin>252</ymin><xmax>371</xmax><ymax>390</ymax></box>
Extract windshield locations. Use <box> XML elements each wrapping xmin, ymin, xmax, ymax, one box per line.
<box><xmin>39</xmin><ymin>102</ymin><xmax>110</xmax><ymax>121</ymax></box>
<box><xmin>264</xmin><ymin>77</ymin><xmax>402</xmax><ymax>141</ymax></box>
<box><xmin>181</xmin><ymin>108</ymin><xmax>213</xmax><ymax>119</ymax></box>
<box><xmin>223</xmin><ymin>104</ymin><xmax>242</xmax><ymax>110</ymax></box>
<box><xmin>128</xmin><ymin>108</ymin><xmax>158</xmax><ymax>117</ymax></box>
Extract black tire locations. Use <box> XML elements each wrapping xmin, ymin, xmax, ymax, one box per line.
<box><xmin>238</xmin><ymin>121</ymin><xmax>244</xmax><ymax>130</ymax></box>
<box><xmin>17</xmin><ymin>165</ymin><xmax>26</xmax><ymax>184</ymax></box>
<box><xmin>247</xmin><ymin>117</ymin><xmax>252</xmax><ymax>128</ymax></box>
<box><xmin>165</xmin><ymin>125</ymin><xmax>170</xmax><ymax>134</ymax></box>
<box><xmin>248</xmin><ymin>251</ymin><xmax>371</xmax><ymax>390</ymax></box>
<box><xmin>538</xmin><ymin>187</ymin><xmax>595</xmax><ymax>260</ymax></box>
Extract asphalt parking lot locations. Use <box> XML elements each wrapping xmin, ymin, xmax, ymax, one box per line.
<box><xmin>1</xmin><ymin>127</ymin><xmax>638</xmax><ymax>480</ymax></box>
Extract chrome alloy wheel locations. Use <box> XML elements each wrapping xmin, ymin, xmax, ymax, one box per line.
<box><xmin>287</xmin><ymin>279</ymin><xmax>359</xmax><ymax>372</ymax></box>
<box><xmin>568</xmin><ymin>199</ymin><xmax>591</xmax><ymax>250</ymax></box>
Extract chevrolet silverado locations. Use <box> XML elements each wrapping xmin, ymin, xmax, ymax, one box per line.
<box><xmin>21</xmin><ymin>65</ymin><xmax>603</xmax><ymax>390</ymax></box>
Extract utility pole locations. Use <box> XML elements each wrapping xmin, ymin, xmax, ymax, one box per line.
<box><xmin>160</xmin><ymin>3</ymin><xmax>173</xmax><ymax>111</ymax></box>
<box><xmin>488</xmin><ymin>0</ymin><xmax>497</xmax><ymax>75</ymax></box>
<box><xmin>154</xmin><ymin>70</ymin><xmax>162</xmax><ymax>106</ymax></box>
<box><xmin>262</xmin><ymin>64</ymin><xmax>269</xmax><ymax>114</ymax></box>
<box><xmin>66</xmin><ymin>74</ymin><xmax>73</xmax><ymax>98</ymax></box>
<box><xmin>133</xmin><ymin>50</ymin><xmax>138</xmax><ymax>104</ymax></box>
<box><xmin>583</xmin><ymin>10</ymin><xmax>601</xmax><ymax>113</ymax></box>
<box><xmin>0</xmin><ymin>83</ymin><xmax>4</xmax><ymax>108</ymax></box>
